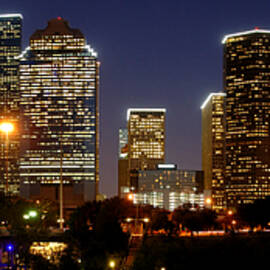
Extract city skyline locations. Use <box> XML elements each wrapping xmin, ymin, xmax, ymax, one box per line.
<box><xmin>1</xmin><ymin>0</ymin><xmax>270</xmax><ymax>197</ymax></box>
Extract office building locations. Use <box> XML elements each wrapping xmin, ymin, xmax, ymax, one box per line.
<box><xmin>136</xmin><ymin>164</ymin><xmax>204</xmax><ymax>211</ymax></box>
<box><xmin>0</xmin><ymin>14</ymin><xmax>22</xmax><ymax>194</ymax></box>
<box><xmin>201</xmin><ymin>92</ymin><xmax>226</xmax><ymax>211</ymax></box>
<box><xmin>118</xmin><ymin>108</ymin><xmax>166</xmax><ymax>198</ymax></box>
<box><xmin>19</xmin><ymin>18</ymin><xmax>99</xmax><ymax>208</ymax></box>
<box><xmin>223</xmin><ymin>29</ymin><xmax>270</xmax><ymax>206</ymax></box>
<box><xmin>118</xmin><ymin>128</ymin><xmax>129</xmax><ymax>196</ymax></box>
<box><xmin>127</xmin><ymin>108</ymin><xmax>165</xmax><ymax>170</ymax></box>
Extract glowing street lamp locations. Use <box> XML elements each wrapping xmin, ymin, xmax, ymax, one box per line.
<box><xmin>205</xmin><ymin>197</ymin><xmax>212</xmax><ymax>208</ymax></box>
<box><xmin>23</xmin><ymin>210</ymin><xmax>38</xmax><ymax>220</ymax></box>
<box><xmin>0</xmin><ymin>122</ymin><xmax>14</xmax><ymax>194</ymax></box>
<box><xmin>108</xmin><ymin>260</ymin><xmax>116</xmax><ymax>269</ymax></box>
<box><xmin>128</xmin><ymin>193</ymin><xmax>134</xmax><ymax>201</ymax></box>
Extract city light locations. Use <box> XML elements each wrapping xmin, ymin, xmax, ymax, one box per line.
<box><xmin>6</xmin><ymin>244</ymin><xmax>14</xmax><ymax>252</ymax></box>
<box><xmin>0</xmin><ymin>122</ymin><xmax>14</xmax><ymax>133</ymax></box>
<box><xmin>143</xmin><ymin>217</ymin><xmax>150</xmax><ymax>223</ymax></box>
<box><xmin>128</xmin><ymin>193</ymin><xmax>134</xmax><ymax>201</ymax></box>
<box><xmin>23</xmin><ymin>210</ymin><xmax>38</xmax><ymax>220</ymax></box>
<box><xmin>205</xmin><ymin>198</ymin><xmax>212</xmax><ymax>205</ymax></box>
<box><xmin>108</xmin><ymin>260</ymin><xmax>116</xmax><ymax>269</ymax></box>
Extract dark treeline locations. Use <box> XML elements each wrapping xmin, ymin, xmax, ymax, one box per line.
<box><xmin>2</xmin><ymin>193</ymin><xmax>270</xmax><ymax>269</ymax></box>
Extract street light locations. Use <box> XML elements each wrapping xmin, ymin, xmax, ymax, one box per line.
<box><xmin>0</xmin><ymin>122</ymin><xmax>14</xmax><ymax>194</ymax></box>
<box><xmin>128</xmin><ymin>193</ymin><xmax>140</xmax><ymax>234</ymax></box>
<box><xmin>108</xmin><ymin>260</ymin><xmax>115</xmax><ymax>269</ymax></box>
<box><xmin>205</xmin><ymin>197</ymin><xmax>212</xmax><ymax>208</ymax></box>
<box><xmin>23</xmin><ymin>210</ymin><xmax>38</xmax><ymax>221</ymax></box>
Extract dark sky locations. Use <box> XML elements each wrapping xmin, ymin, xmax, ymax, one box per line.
<box><xmin>2</xmin><ymin>0</ymin><xmax>270</xmax><ymax>197</ymax></box>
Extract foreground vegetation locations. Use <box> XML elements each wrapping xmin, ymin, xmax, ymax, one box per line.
<box><xmin>1</xmin><ymin>193</ymin><xmax>270</xmax><ymax>269</ymax></box>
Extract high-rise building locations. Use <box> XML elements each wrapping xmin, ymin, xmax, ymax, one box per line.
<box><xmin>19</xmin><ymin>18</ymin><xmax>99</xmax><ymax>208</ymax></box>
<box><xmin>127</xmin><ymin>108</ymin><xmax>165</xmax><ymax>193</ymax></box>
<box><xmin>118</xmin><ymin>108</ymin><xmax>166</xmax><ymax>197</ymax></box>
<box><xmin>136</xmin><ymin>164</ymin><xmax>204</xmax><ymax>211</ymax></box>
<box><xmin>118</xmin><ymin>128</ymin><xmax>128</xmax><ymax>196</ymax></box>
<box><xmin>201</xmin><ymin>92</ymin><xmax>226</xmax><ymax>211</ymax></box>
<box><xmin>127</xmin><ymin>108</ymin><xmax>166</xmax><ymax>171</ymax></box>
<box><xmin>223</xmin><ymin>29</ymin><xmax>270</xmax><ymax>206</ymax></box>
<box><xmin>0</xmin><ymin>14</ymin><xmax>22</xmax><ymax>194</ymax></box>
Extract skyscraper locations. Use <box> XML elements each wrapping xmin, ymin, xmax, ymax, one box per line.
<box><xmin>118</xmin><ymin>128</ymin><xmax>129</xmax><ymax>196</ymax></box>
<box><xmin>127</xmin><ymin>108</ymin><xmax>166</xmax><ymax>171</ymax></box>
<box><xmin>124</xmin><ymin>108</ymin><xmax>166</xmax><ymax>194</ymax></box>
<box><xmin>19</xmin><ymin>18</ymin><xmax>99</xmax><ymax>207</ymax></box>
<box><xmin>118</xmin><ymin>108</ymin><xmax>166</xmax><ymax>197</ymax></box>
<box><xmin>201</xmin><ymin>92</ymin><xmax>226</xmax><ymax>210</ymax></box>
<box><xmin>223</xmin><ymin>29</ymin><xmax>270</xmax><ymax>206</ymax></box>
<box><xmin>0</xmin><ymin>14</ymin><xmax>22</xmax><ymax>194</ymax></box>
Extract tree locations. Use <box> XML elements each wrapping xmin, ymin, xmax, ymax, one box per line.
<box><xmin>238</xmin><ymin>197</ymin><xmax>270</xmax><ymax>230</ymax></box>
<box><xmin>150</xmin><ymin>210</ymin><xmax>174</xmax><ymax>235</ymax></box>
<box><xmin>67</xmin><ymin>197</ymin><xmax>130</xmax><ymax>270</ymax></box>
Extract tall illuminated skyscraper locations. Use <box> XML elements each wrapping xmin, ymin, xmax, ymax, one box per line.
<box><xmin>0</xmin><ymin>14</ymin><xmax>22</xmax><ymax>194</ymax></box>
<box><xmin>223</xmin><ymin>29</ymin><xmax>270</xmax><ymax>206</ymax></box>
<box><xmin>201</xmin><ymin>92</ymin><xmax>226</xmax><ymax>210</ymax></box>
<box><xmin>119</xmin><ymin>108</ymin><xmax>166</xmax><ymax>195</ymax></box>
<box><xmin>127</xmin><ymin>108</ymin><xmax>166</xmax><ymax>171</ymax></box>
<box><xmin>19</xmin><ymin>18</ymin><xmax>99</xmax><ymax>206</ymax></box>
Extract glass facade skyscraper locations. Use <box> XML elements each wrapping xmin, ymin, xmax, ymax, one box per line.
<box><xmin>19</xmin><ymin>18</ymin><xmax>99</xmax><ymax>204</ymax></box>
<box><xmin>127</xmin><ymin>108</ymin><xmax>166</xmax><ymax>171</ymax></box>
<box><xmin>0</xmin><ymin>14</ymin><xmax>22</xmax><ymax>194</ymax></box>
<box><xmin>223</xmin><ymin>29</ymin><xmax>270</xmax><ymax>206</ymax></box>
<box><xmin>201</xmin><ymin>93</ymin><xmax>226</xmax><ymax>211</ymax></box>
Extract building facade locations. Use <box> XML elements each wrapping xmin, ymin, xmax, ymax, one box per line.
<box><xmin>0</xmin><ymin>14</ymin><xmax>22</xmax><ymax>194</ymax></box>
<box><xmin>223</xmin><ymin>29</ymin><xmax>270</xmax><ymax>206</ymax></box>
<box><xmin>19</xmin><ymin>18</ymin><xmax>99</xmax><ymax>207</ymax></box>
<box><xmin>118</xmin><ymin>128</ymin><xmax>129</xmax><ymax>196</ymax></box>
<box><xmin>127</xmin><ymin>108</ymin><xmax>165</xmax><ymax>171</ymax></box>
<box><xmin>136</xmin><ymin>164</ymin><xmax>204</xmax><ymax>211</ymax></box>
<box><xmin>201</xmin><ymin>92</ymin><xmax>226</xmax><ymax>211</ymax></box>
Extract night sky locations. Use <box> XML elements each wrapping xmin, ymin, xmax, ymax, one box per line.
<box><xmin>1</xmin><ymin>0</ymin><xmax>270</xmax><ymax>197</ymax></box>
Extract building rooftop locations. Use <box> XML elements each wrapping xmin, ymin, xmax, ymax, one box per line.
<box><xmin>0</xmin><ymin>13</ymin><xmax>23</xmax><ymax>19</ymax></box>
<box><xmin>127</xmin><ymin>108</ymin><xmax>166</xmax><ymax>120</ymax></box>
<box><xmin>30</xmin><ymin>17</ymin><xmax>84</xmax><ymax>40</ymax></box>
<box><xmin>200</xmin><ymin>92</ymin><xmax>226</xmax><ymax>110</ymax></box>
<box><xmin>222</xmin><ymin>28</ymin><xmax>270</xmax><ymax>44</ymax></box>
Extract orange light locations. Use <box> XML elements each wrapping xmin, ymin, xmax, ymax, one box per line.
<box><xmin>0</xmin><ymin>122</ymin><xmax>14</xmax><ymax>133</ymax></box>
<box><xmin>228</xmin><ymin>210</ymin><xmax>233</xmax><ymax>216</ymax></box>
<box><xmin>128</xmin><ymin>193</ymin><xmax>134</xmax><ymax>201</ymax></box>
<box><xmin>205</xmin><ymin>198</ymin><xmax>212</xmax><ymax>205</ymax></box>
<box><xmin>232</xmin><ymin>220</ymin><xmax>237</xmax><ymax>225</ymax></box>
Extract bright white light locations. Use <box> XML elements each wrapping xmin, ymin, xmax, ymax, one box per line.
<box><xmin>222</xmin><ymin>29</ymin><xmax>270</xmax><ymax>44</ymax></box>
<box><xmin>157</xmin><ymin>164</ymin><xmax>176</xmax><ymax>169</ymax></box>
<box><xmin>0</xmin><ymin>14</ymin><xmax>23</xmax><ymax>19</ymax></box>
<box><xmin>84</xmin><ymin>45</ymin><xmax>98</xmax><ymax>57</ymax></box>
<box><xmin>29</xmin><ymin>211</ymin><xmax>37</xmax><ymax>218</ymax></box>
<box><xmin>200</xmin><ymin>92</ymin><xmax>226</xmax><ymax>110</ymax></box>
<box><xmin>15</xmin><ymin>46</ymin><xmax>30</xmax><ymax>60</ymax></box>
<box><xmin>0</xmin><ymin>122</ymin><xmax>14</xmax><ymax>133</ymax></box>
<box><xmin>127</xmin><ymin>108</ymin><xmax>166</xmax><ymax>121</ymax></box>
